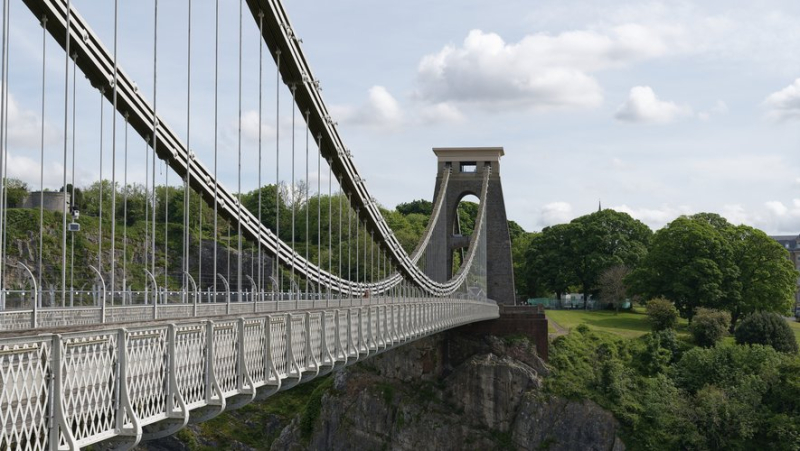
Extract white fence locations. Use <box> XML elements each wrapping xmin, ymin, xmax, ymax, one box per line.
<box><xmin>0</xmin><ymin>297</ymin><xmax>498</xmax><ymax>450</ymax></box>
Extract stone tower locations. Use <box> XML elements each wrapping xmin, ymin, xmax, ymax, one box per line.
<box><xmin>424</xmin><ymin>147</ymin><xmax>516</xmax><ymax>305</ymax></box>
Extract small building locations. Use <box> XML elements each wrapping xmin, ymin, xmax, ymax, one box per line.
<box><xmin>770</xmin><ymin>234</ymin><xmax>800</xmax><ymax>314</ymax></box>
<box><xmin>22</xmin><ymin>191</ymin><xmax>71</xmax><ymax>213</ymax></box>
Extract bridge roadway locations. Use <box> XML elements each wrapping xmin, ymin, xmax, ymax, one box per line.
<box><xmin>0</xmin><ymin>295</ymin><xmax>498</xmax><ymax>450</ymax></box>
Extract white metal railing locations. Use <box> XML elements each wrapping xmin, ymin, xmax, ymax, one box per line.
<box><xmin>0</xmin><ymin>291</ymin><xmax>490</xmax><ymax>331</ymax></box>
<box><xmin>0</xmin><ymin>298</ymin><xmax>497</xmax><ymax>450</ymax></box>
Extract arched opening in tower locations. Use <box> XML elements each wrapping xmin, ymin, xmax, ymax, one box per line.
<box><xmin>452</xmin><ymin>194</ymin><xmax>480</xmax><ymax>275</ymax></box>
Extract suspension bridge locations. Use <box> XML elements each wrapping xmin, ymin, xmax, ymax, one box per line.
<box><xmin>0</xmin><ymin>0</ymin><xmax>517</xmax><ymax>449</ymax></box>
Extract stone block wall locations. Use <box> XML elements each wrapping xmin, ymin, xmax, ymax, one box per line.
<box><xmin>458</xmin><ymin>304</ymin><xmax>549</xmax><ymax>361</ymax></box>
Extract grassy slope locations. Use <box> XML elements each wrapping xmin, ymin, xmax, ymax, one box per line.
<box><xmin>547</xmin><ymin>308</ymin><xmax>800</xmax><ymax>345</ymax></box>
<box><xmin>545</xmin><ymin>308</ymin><xmax>689</xmax><ymax>339</ymax></box>
<box><xmin>789</xmin><ymin>320</ymin><xmax>800</xmax><ymax>344</ymax></box>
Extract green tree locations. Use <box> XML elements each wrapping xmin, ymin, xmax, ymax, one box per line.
<box><xmin>512</xmin><ymin>231</ymin><xmax>536</xmax><ymax>298</ymax></box>
<box><xmin>728</xmin><ymin>225</ymin><xmax>798</xmax><ymax>329</ymax></box>
<box><xmin>395</xmin><ymin>199</ymin><xmax>432</xmax><ymax>216</ymax></box>
<box><xmin>598</xmin><ymin>265</ymin><xmax>630</xmax><ymax>312</ymax></box>
<box><xmin>734</xmin><ymin>311</ymin><xmax>799</xmax><ymax>354</ymax></box>
<box><xmin>525</xmin><ymin>223</ymin><xmax>573</xmax><ymax>299</ymax></box>
<box><xmin>4</xmin><ymin>178</ymin><xmax>28</xmax><ymax>207</ymax></box>
<box><xmin>59</xmin><ymin>183</ymin><xmax>84</xmax><ymax>212</ymax></box>
<box><xmin>628</xmin><ymin>216</ymin><xmax>739</xmax><ymax>322</ymax></box>
<box><xmin>567</xmin><ymin>209</ymin><xmax>652</xmax><ymax>308</ymax></box>
<box><xmin>689</xmin><ymin>308</ymin><xmax>730</xmax><ymax>348</ymax></box>
<box><xmin>646</xmin><ymin>297</ymin><xmax>680</xmax><ymax>331</ymax></box>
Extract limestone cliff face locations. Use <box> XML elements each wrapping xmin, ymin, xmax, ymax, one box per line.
<box><xmin>138</xmin><ymin>332</ymin><xmax>624</xmax><ymax>450</ymax></box>
<box><xmin>270</xmin><ymin>333</ymin><xmax>625</xmax><ymax>451</ymax></box>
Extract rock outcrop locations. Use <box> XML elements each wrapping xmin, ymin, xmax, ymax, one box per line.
<box><xmin>141</xmin><ymin>331</ymin><xmax>624</xmax><ymax>450</ymax></box>
<box><xmin>269</xmin><ymin>332</ymin><xmax>624</xmax><ymax>451</ymax></box>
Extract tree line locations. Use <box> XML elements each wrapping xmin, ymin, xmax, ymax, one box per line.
<box><xmin>521</xmin><ymin>209</ymin><xmax>798</xmax><ymax>327</ymax></box>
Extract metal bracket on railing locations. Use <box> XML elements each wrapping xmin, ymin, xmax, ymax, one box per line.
<box><xmin>245</xmin><ymin>275</ymin><xmax>258</xmax><ymax>312</ymax></box>
<box><xmin>89</xmin><ymin>264</ymin><xmax>106</xmax><ymax>324</ymax></box>
<box><xmin>269</xmin><ymin>276</ymin><xmax>279</xmax><ymax>302</ymax></box>
<box><xmin>255</xmin><ymin>315</ymin><xmax>282</xmax><ymax>401</ymax></box>
<box><xmin>184</xmin><ymin>272</ymin><xmax>198</xmax><ymax>317</ymax></box>
<box><xmin>13</xmin><ymin>262</ymin><xmax>38</xmax><ymax>328</ymax></box>
<box><xmin>50</xmin><ymin>334</ymin><xmax>78</xmax><ymax>448</ymax></box>
<box><xmin>142</xmin><ymin>324</ymin><xmax>189</xmax><ymax>440</ymax></box>
<box><xmin>217</xmin><ymin>274</ymin><xmax>231</xmax><ymax>315</ymax></box>
<box><xmin>226</xmin><ymin>318</ymin><xmax>256</xmax><ymax>410</ymax></box>
<box><xmin>190</xmin><ymin>321</ymin><xmax>226</xmax><ymax>423</ymax></box>
<box><xmin>144</xmin><ymin>269</ymin><xmax>158</xmax><ymax>320</ymax></box>
<box><xmin>106</xmin><ymin>328</ymin><xmax>143</xmax><ymax>448</ymax></box>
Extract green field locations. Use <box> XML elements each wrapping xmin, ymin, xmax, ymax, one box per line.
<box><xmin>547</xmin><ymin>308</ymin><xmax>800</xmax><ymax>345</ymax></box>
<box><xmin>789</xmin><ymin>320</ymin><xmax>800</xmax><ymax>344</ymax></box>
<box><xmin>546</xmin><ymin>308</ymin><xmax>690</xmax><ymax>338</ymax></box>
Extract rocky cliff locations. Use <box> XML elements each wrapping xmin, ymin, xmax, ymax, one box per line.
<box><xmin>271</xmin><ymin>332</ymin><xmax>624</xmax><ymax>451</ymax></box>
<box><xmin>142</xmin><ymin>331</ymin><xmax>624</xmax><ymax>450</ymax></box>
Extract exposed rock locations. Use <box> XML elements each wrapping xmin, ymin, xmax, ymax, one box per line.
<box><xmin>444</xmin><ymin>353</ymin><xmax>541</xmax><ymax>430</ymax></box>
<box><xmin>513</xmin><ymin>393</ymin><xmax>625</xmax><ymax>451</ymax></box>
<box><xmin>270</xmin><ymin>332</ymin><xmax>623</xmax><ymax>451</ymax></box>
<box><xmin>142</xmin><ymin>331</ymin><xmax>623</xmax><ymax>451</ymax></box>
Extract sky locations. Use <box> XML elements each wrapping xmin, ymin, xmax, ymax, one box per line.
<box><xmin>4</xmin><ymin>0</ymin><xmax>800</xmax><ymax>235</ymax></box>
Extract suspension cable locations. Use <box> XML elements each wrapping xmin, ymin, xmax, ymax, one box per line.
<box><xmin>274</xmin><ymin>49</ymin><xmax>281</xmax><ymax>297</ymax></box>
<box><xmin>38</xmin><ymin>15</ymin><xmax>46</xmax><ymax>303</ymax></box>
<box><xmin>60</xmin><ymin>0</ymin><xmax>71</xmax><ymax>307</ymax></box>
<box><xmin>236</xmin><ymin>0</ymin><xmax>243</xmax><ymax>302</ymax></box>
<box><xmin>183</xmin><ymin>0</ymin><xmax>192</xmax><ymax>303</ymax></box>
<box><xmin>151</xmin><ymin>0</ymin><xmax>158</xmax><ymax>295</ymax></box>
<box><xmin>257</xmin><ymin>9</ymin><xmax>263</xmax><ymax>299</ymax></box>
<box><xmin>69</xmin><ymin>52</ymin><xmax>76</xmax><ymax>306</ymax></box>
<box><xmin>212</xmin><ymin>0</ymin><xmax>218</xmax><ymax>296</ymax></box>
<box><xmin>123</xmin><ymin>114</ymin><xmax>128</xmax><ymax>303</ymax></box>
<box><xmin>290</xmin><ymin>84</ymin><xmax>296</xmax><ymax>300</ymax></box>
<box><xmin>0</xmin><ymin>0</ymin><xmax>8</xmax><ymax>305</ymax></box>
<box><xmin>304</xmin><ymin>110</ymin><xmax>309</xmax><ymax>297</ymax></box>
<box><xmin>316</xmin><ymin>134</ymin><xmax>321</xmax><ymax>297</ymax></box>
<box><xmin>110</xmin><ymin>0</ymin><xmax>118</xmax><ymax>305</ymax></box>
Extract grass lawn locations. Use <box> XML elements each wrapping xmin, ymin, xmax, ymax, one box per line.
<box><xmin>788</xmin><ymin>320</ymin><xmax>800</xmax><ymax>345</ymax></box>
<box><xmin>546</xmin><ymin>309</ymin><xmax>800</xmax><ymax>346</ymax></box>
<box><xmin>545</xmin><ymin>308</ymin><xmax>689</xmax><ymax>339</ymax></box>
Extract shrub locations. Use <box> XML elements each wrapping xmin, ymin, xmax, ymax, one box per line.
<box><xmin>734</xmin><ymin>311</ymin><xmax>798</xmax><ymax>354</ymax></box>
<box><xmin>637</xmin><ymin>330</ymin><xmax>680</xmax><ymax>376</ymax></box>
<box><xmin>646</xmin><ymin>297</ymin><xmax>679</xmax><ymax>331</ymax></box>
<box><xmin>690</xmin><ymin>308</ymin><xmax>730</xmax><ymax>347</ymax></box>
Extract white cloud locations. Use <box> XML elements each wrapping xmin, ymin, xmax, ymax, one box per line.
<box><xmin>332</xmin><ymin>86</ymin><xmax>404</xmax><ymax>130</ymax></box>
<box><xmin>615</xmin><ymin>86</ymin><xmax>692</xmax><ymax>124</ymax></box>
<box><xmin>761</xmin><ymin>200</ymin><xmax>800</xmax><ymax>234</ymax></box>
<box><xmin>240</xmin><ymin>110</ymin><xmax>276</xmax><ymax>144</ymax></box>
<box><xmin>765</xmin><ymin>200</ymin><xmax>789</xmax><ymax>216</ymax></box>
<box><xmin>538</xmin><ymin>201</ymin><xmax>573</xmax><ymax>227</ymax></box>
<box><xmin>415</xmin><ymin>24</ymin><xmax>686</xmax><ymax>112</ymax></box>
<box><xmin>418</xmin><ymin>102</ymin><xmax>465</xmax><ymax>125</ymax></box>
<box><xmin>763</xmin><ymin>78</ymin><xmax>800</xmax><ymax>122</ymax></box>
<box><xmin>2</xmin><ymin>85</ymin><xmax>60</xmax><ymax>148</ymax></box>
<box><xmin>613</xmin><ymin>203</ymin><xmax>693</xmax><ymax>230</ymax></box>
<box><xmin>6</xmin><ymin>153</ymin><xmax>66</xmax><ymax>189</ymax></box>
<box><xmin>697</xmin><ymin>100</ymin><xmax>728</xmax><ymax>121</ymax></box>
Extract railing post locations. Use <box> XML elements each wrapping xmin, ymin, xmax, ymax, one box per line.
<box><xmin>50</xmin><ymin>334</ymin><xmax>77</xmax><ymax>448</ymax></box>
<box><xmin>185</xmin><ymin>271</ymin><xmax>198</xmax><ymax>317</ymax></box>
<box><xmin>89</xmin><ymin>264</ymin><xmax>106</xmax><ymax>324</ymax></box>
<box><xmin>145</xmin><ymin>269</ymin><xmax>158</xmax><ymax>321</ymax></box>
<box><xmin>217</xmin><ymin>273</ymin><xmax>231</xmax><ymax>315</ymax></box>
<box><xmin>15</xmin><ymin>262</ymin><xmax>38</xmax><ymax>328</ymax></box>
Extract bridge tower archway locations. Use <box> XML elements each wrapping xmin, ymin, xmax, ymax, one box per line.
<box><xmin>425</xmin><ymin>147</ymin><xmax>516</xmax><ymax>304</ymax></box>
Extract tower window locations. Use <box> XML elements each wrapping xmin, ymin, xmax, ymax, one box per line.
<box><xmin>460</xmin><ymin>162</ymin><xmax>477</xmax><ymax>173</ymax></box>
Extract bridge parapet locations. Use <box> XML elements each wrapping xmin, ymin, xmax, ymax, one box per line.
<box><xmin>0</xmin><ymin>297</ymin><xmax>497</xmax><ymax>449</ymax></box>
